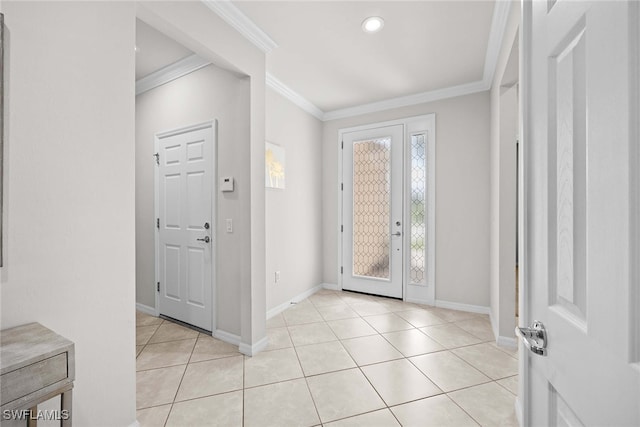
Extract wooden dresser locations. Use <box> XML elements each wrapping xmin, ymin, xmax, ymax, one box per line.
<box><xmin>1</xmin><ymin>323</ymin><xmax>74</xmax><ymax>426</ymax></box>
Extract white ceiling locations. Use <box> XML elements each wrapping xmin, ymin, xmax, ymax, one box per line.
<box><xmin>136</xmin><ymin>1</ymin><xmax>503</xmax><ymax>118</ymax></box>
<box><xmin>235</xmin><ymin>1</ymin><xmax>495</xmax><ymax>112</ymax></box>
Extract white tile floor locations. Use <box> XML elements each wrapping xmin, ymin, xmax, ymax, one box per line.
<box><xmin>136</xmin><ymin>289</ymin><xmax>519</xmax><ymax>426</ymax></box>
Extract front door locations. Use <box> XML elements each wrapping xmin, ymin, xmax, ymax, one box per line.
<box><xmin>342</xmin><ymin>125</ymin><xmax>404</xmax><ymax>298</ymax></box>
<box><xmin>156</xmin><ymin>121</ymin><xmax>216</xmax><ymax>331</ymax></box>
<box><xmin>522</xmin><ymin>1</ymin><xmax>639</xmax><ymax>425</ymax></box>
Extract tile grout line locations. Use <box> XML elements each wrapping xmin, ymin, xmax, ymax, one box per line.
<box><xmin>288</xmin><ymin>322</ymin><xmax>324</xmax><ymax>426</ymax></box>
<box><xmin>444</xmin><ymin>392</ymin><xmax>484</xmax><ymax>427</ymax></box>
<box><xmin>444</xmin><ymin>379</ymin><xmax>520</xmax><ymax>426</ymax></box>
<box><xmin>323</xmin><ymin>292</ymin><xmax>515</xmax><ymax>426</ymax></box>
<box><xmin>242</xmin><ymin>354</ymin><xmax>245</xmax><ymax>427</ymax></box>
<box><xmin>164</xmin><ymin>321</ymin><xmax>198</xmax><ymax>425</ymax></box>
<box><xmin>338</xmin><ymin>294</ymin><xmax>423</xmax><ymax>424</ymax></box>
<box><xmin>312</xmin><ymin>294</ymin><xmax>395</xmax><ymax>426</ymax></box>
<box><xmin>136</xmin><ymin>293</ymin><xmax>517</xmax><ymax>426</ymax></box>
<box><xmin>317</xmin><ymin>294</ymin><xmax>399</xmax><ymax>424</ymax></box>
<box><xmin>165</xmin><ymin>366</ymin><xmax>189</xmax><ymax>421</ymax></box>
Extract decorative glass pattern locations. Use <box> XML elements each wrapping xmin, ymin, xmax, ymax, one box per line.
<box><xmin>410</xmin><ymin>134</ymin><xmax>427</xmax><ymax>285</ymax></box>
<box><xmin>352</xmin><ymin>137</ymin><xmax>391</xmax><ymax>279</ymax></box>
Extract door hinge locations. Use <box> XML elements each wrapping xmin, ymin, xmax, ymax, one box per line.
<box><xmin>153</xmin><ymin>153</ymin><xmax>159</xmax><ymax>165</ymax></box>
<box><xmin>341</xmin><ymin>225</ymin><xmax>343</xmax><ymax>232</ymax></box>
<box><xmin>341</xmin><ymin>140</ymin><xmax>344</xmax><ymax>149</ymax></box>
<box><xmin>341</xmin><ymin>183</ymin><xmax>344</xmax><ymax>191</ymax></box>
<box><xmin>156</xmin><ymin>218</ymin><xmax>160</xmax><ymax>229</ymax></box>
<box><xmin>340</xmin><ymin>267</ymin><xmax>344</xmax><ymax>274</ymax></box>
<box><xmin>157</xmin><ymin>282</ymin><xmax>160</xmax><ymax>292</ymax></box>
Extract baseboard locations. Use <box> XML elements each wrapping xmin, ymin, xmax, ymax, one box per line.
<box><xmin>405</xmin><ymin>297</ymin><xmax>435</xmax><ymax>306</ymax></box>
<box><xmin>489</xmin><ymin>310</ymin><xmax>499</xmax><ymax>341</ymax></box>
<box><xmin>215</xmin><ymin>330</ymin><xmax>269</xmax><ymax>357</ymax></box>
<box><xmin>266</xmin><ymin>300</ymin><xmax>293</xmax><ymax>320</ymax></box>
<box><xmin>490</xmin><ymin>312</ymin><xmax>518</xmax><ymax>348</ymax></box>
<box><xmin>214</xmin><ymin>329</ymin><xmax>241</xmax><ymax>346</ymax></box>
<box><xmin>239</xmin><ymin>336</ymin><xmax>269</xmax><ymax>357</ymax></box>
<box><xmin>266</xmin><ymin>284</ymin><xmax>324</xmax><ymax>319</ymax></box>
<box><xmin>135</xmin><ymin>302</ymin><xmax>157</xmax><ymax>316</ymax></box>
<box><xmin>515</xmin><ymin>396</ymin><xmax>523</xmax><ymax>427</ymax></box>
<box><xmin>496</xmin><ymin>335</ymin><xmax>518</xmax><ymax>348</ymax></box>
<box><xmin>291</xmin><ymin>284</ymin><xmax>323</xmax><ymax>303</ymax></box>
<box><xmin>322</xmin><ymin>283</ymin><xmax>340</xmax><ymax>291</ymax></box>
<box><xmin>435</xmin><ymin>299</ymin><xmax>491</xmax><ymax>314</ymax></box>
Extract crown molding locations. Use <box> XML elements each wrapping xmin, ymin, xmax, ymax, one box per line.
<box><xmin>320</xmin><ymin>0</ymin><xmax>511</xmax><ymax>121</ymax></box>
<box><xmin>482</xmin><ymin>0</ymin><xmax>513</xmax><ymax>87</ymax></box>
<box><xmin>272</xmin><ymin>0</ymin><xmax>510</xmax><ymax>121</ymax></box>
<box><xmin>322</xmin><ymin>80</ymin><xmax>488</xmax><ymax>121</ymax></box>
<box><xmin>138</xmin><ymin>0</ymin><xmax>511</xmax><ymax>121</ymax></box>
<box><xmin>201</xmin><ymin>0</ymin><xmax>278</xmax><ymax>54</ymax></box>
<box><xmin>136</xmin><ymin>54</ymin><xmax>211</xmax><ymax>96</ymax></box>
<box><xmin>266</xmin><ymin>72</ymin><xmax>325</xmax><ymax>120</ymax></box>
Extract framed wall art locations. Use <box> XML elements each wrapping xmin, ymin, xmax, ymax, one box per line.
<box><xmin>265</xmin><ymin>142</ymin><xmax>285</xmax><ymax>190</ymax></box>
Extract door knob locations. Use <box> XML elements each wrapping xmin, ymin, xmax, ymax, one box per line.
<box><xmin>515</xmin><ymin>320</ymin><xmax>547</xmax><ymax>356</ymax></box>
<box><xmin>197</xmin><ymin>236</ymin><xmax>210</xmax><ymax>243</ymax></box>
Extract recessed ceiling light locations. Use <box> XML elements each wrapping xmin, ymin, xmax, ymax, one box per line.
<box><xmin>362</xmin><ymin>16</ymin><xmax>384</xmax><ymax>34</ymax></box>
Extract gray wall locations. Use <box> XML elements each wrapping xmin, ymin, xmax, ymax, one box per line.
<box><xmin>322</xmin><ymin>92</ymin><xmax>492</xmax><ymax>308</ymax></box>
<box><xmin>0</xmin><ymin>2</ymin><xmax>137</xmax><ymax>425</ymax></box>
<box><xmin>265</xmin><ymin>89</ymin><xmax>324</xmax><ymax>311</ymax></box>
<box><xmin>136</xmin><ymin>64</ymin><xmax>250</xmax><ymax>336</ymax></box>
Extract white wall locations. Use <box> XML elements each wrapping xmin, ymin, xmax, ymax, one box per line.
<box><xmin>136</xmin><ymin>64</ymin><xmax>250</xmax><ymax>336</ymax></box>
<box><xmin>490</xmin><ymin>1</ymin><xmax>520</xmax><ymax>342</ymax></box>
<box><xmin>0</xmin><ymin>2</ymin><xmax>137</xmax><ymax>425</ymax></box>
<box><xmin>265</xmin><ymin>88</ymin><xmax>323</xmax><ymax>312</ymax></box>
<box><xmin>137</xmin><ymin>1</ymin><xmax>267</xmax><ymax>351</ymax></box>
<box><xmin>322</xmin><ymin>92</ymin><xmax>491</xmax><ymax>308</ymax></box>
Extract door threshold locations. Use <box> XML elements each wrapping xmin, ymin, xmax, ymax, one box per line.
<box><xmin>341</xmin><ymin>289</ymin><xmax>403</xmax><ymax>301</ymax></box>
<box><xmin>160</xmin><ymin>314</ymin><xmax>212</xmax><ymax>335</ymax></box>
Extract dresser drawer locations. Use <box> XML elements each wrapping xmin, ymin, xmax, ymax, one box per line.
<box><xmin>1</xmin><ymin>352</ymin><xmax>68</xmax><ymax>406</ymax></box>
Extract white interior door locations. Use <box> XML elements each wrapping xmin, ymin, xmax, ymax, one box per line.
<box><xmin>342</xmin><ymin>125</ymin><xmax>404</xmax><ymax>298</ymax></box>
<box><xmin>156</xmin><ymin>121</ymin><xmax>216</xmax><ymax>331</ymax></box>
<box><xmin>521</xmin><ymin>1</ymin><xmax>639</xmax><ymax>425</ymax></box>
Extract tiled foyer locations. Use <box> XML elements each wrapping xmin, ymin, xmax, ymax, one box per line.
<box><xmin>136</xmin><ymin>289</ymin><xmax>519</xmax><ymax>426</ymax></box>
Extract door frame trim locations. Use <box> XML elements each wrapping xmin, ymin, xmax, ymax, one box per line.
<box><xmin>153</xmin><ymin>120</ymin><xmax>218</xmax><ymax>333</ymax></box>
<box><xmin>629</xmin><ymin>0</ymin><xmax>640</xmax><ymax>370</ymax></box>
<box><xmin>519</xmin><ymin>1</ymin><xmax>532</xmax><ymax>424</ymax></box>
<box><xmin>337</xmin><ymin>114</ymin><xmax>436</xmax><ymax>304</ymax></box>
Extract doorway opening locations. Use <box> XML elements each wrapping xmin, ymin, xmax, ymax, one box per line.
<box><xmin>135</xmin><ymin>17</ymin><xmax>251</xmax><ymax>337</ymax></box>
<box><xmin>339</xmin><ymin>115</ymin><xmax>436</xmax><ymax>305</ymax></box>
<box><xmin>494</xmin><ymin>30</ymin><xmax>520</xmax><ymax>342</ymax></box>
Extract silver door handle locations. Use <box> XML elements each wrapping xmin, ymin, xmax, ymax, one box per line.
<box><xmin>515</xmin><ymin>320</ymin><xmax>547</xmax><ymax>356</ymax></box>
<box><xmin>197</xmin><ymin>236</ymin><xmax>210</xmax><ymax>243</ymax></box>
<box><xmin>391</xmin><ymin>232</ymin><xmax>402</xmax><ymax>236</ymax></box>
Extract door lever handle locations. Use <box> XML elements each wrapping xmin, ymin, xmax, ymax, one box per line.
<box><xmin>197</xmin><ymin>236</ymin><xmax>210</xmax><ymax>243</ymax></box>
<box><xmin>391</xmin><ymin>232</ymin><xmax>402</xmax><ymax>236</ymax></box>
<box><xmin>515</xmin><ymin>320</ymin><xmax>547</xmax><ymax>356</ymax></box>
